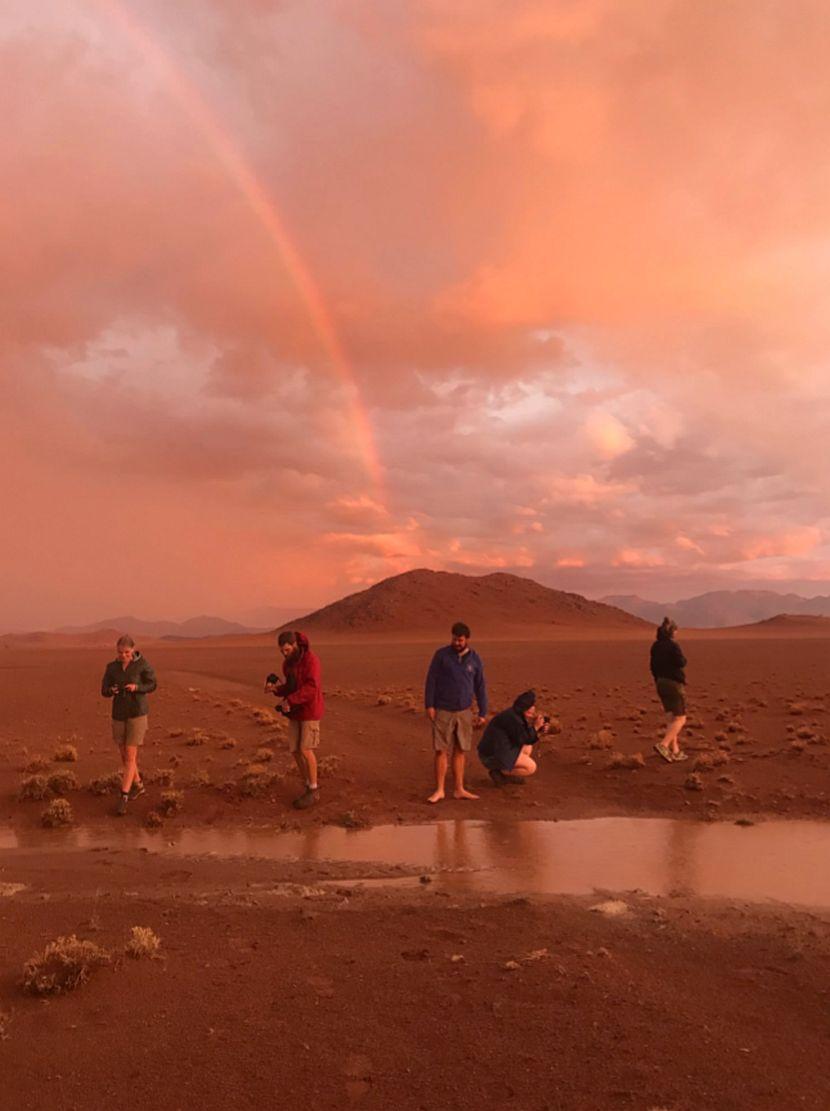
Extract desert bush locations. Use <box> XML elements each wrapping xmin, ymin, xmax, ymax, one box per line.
<box><xmin>317</xmin><ymin>754</ymin><xmax>342</xmax><ymax>774</ymax></box>
<box><xmin>87</xmin><ymin>772</ymin><xmax>121</xmax><ymax>796</ymax></box>
<box><xmin>608</xmin><ymin>751</ymin><xmax>644</xmax><ymax>769</ymax></box>
<box><xmin>19</xmin><ymin>775</ymin><xmax>51</xmax><ymax>801</ymax></box>
<box><xmin>186</xmin><ymin>730</ymin><xmax>207</xmax><ymax>747</ymax></box>
<box><xmin>125</xmin><ymin>926</ymin><xmax>161</xmax><ymax>959</ymax></box>
<box><xmin>23</xmin><ymin>756</ymin><xmax>50</xmax><ymax>774</ymax></box>
<box><xmin>167</xmin><ymin>727</ymin><xmax>184</xmax><ymax>738</ymax></box>
<box><xmin>220</xmin><ymin>738</ymin><xmax>237</xmax><ymax>749</ymax></box>
<box><xmin>186</xmin><ymin>769</ymin><xmax>211</xmax><ymax>788</ymax></box>
<box><xmin>255</xmin><ymin>747</ymin><xmax>274</xmax><ymax>763</ymax></box>
<box><xmin>47</xmin><ymin>770</ymin><xmax>80</xmax><ymax>795</ymax></box>
<box><xmin>158</xmin><ymin>789</ymin><xmax>183</xmax><ymax>816</ymax></box>
<box><xmin>144</xmin><ymin>810</ymin><xmax>163</xmax><ymax>829</ymax></box>
<box><xmin>588</xmin><ymin>729</ymin><xmax>614</xmax><ymax>750</ymax></box>
<box><xmin>41</xmin><ymin>799</ymin><xmax>73</xmax><ymax>827</ymax></box>
<box><xmin>53</xmin><ymin>743</ymin><xmax>78</xmax><ymax>762</ymax></box>
<box><xmin>146</xmin><ymin>768</ymin><xmax>175</xmax><ymax>787</ymax></box>
<box><xmin>376</xmin><ymin>695</ymin><xmax>392</xmax><ymax>706</ymax></box>
<box><xmin>684</xmin><ymin>773</ymin><xmax>704</xmax><ymax>792</ymax></box>
<box><xmin>238</xmin><ymin>764</ymin><xmax>277</xmax><ymax>797</ymax></box>
<box><xmin>21</xmin><ymin>935</ymin><xmax>110</xmax><ymax>995</ymax></box>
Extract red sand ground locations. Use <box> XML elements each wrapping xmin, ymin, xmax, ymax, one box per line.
<box><xmin>1</xmin><ymin>632</ymin><xmax>829</xmax><ymax>1109</ymax></box>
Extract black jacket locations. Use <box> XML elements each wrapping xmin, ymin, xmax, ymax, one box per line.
<box><xmin>649</xmin><ymin>635</ymin><xmax>686</xmax><ymax>684</ymax></box>
<box><xmin>101</xmin><ymin>651</ymin><xmax>157</xmax><ymax>720</ymax></box>
<box><xmin>477</xmin><ymin>707</ymin><xmax>538</xmax><ymax>769</ymax></box>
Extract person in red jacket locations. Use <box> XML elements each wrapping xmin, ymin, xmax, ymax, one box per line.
<box><xmin>265</xmin><ymin>630</ymin><xmax>324</xmax><ymax>809</ymax></box>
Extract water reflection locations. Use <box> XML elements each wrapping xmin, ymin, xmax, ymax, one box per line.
<box><xmin>2</xmin><ymin>817</ymin><xmax>829</xmax><ymax>909</ymax></box>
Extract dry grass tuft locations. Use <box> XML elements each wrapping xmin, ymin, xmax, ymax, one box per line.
<box><xmin>144</xmin><ymin>810</ymin><xmax>163</xmax><ymax>829</ymax></box>
<box><xmin>48</xmin><ymin>770</ymin><xmax>80</xmax><ymax>795</ymax></box>
<box><xmin>167</xmin><ymin>727</ymin><xmax>184</xmax><ymax>738</ymax></box>
<box><xmin>41</xmin><ymin>798</ymin><xmax>74</xmax><ymax>827</ymax></box>
<box><xmin>125</xmin><ymin>926</ymin><xmax>161</xmax><ymax>959</ymax></box>
<box><xmin>238</xmin><ymin>764</ymin><xmax>278</xmax><ymax>797</ymax></box>
<box><xmin>146</xmin><ymin>768</ymin><xmax>175</xmax><ymax>787</ymax></box>
<box><xmin>220</xmin><ymin>738</ymin><xmax>237</xmax><ymax>749</ymax></box>
<box><xmin>608</xmin><ymin>751</ymin><xmax>645</xmax><ymax>770</ymax></box>
<box><xmin>19</xmin><ymin>774</ymin><xmax>51</xmax><ymax>801</ymax></box>
<box><xmin>21</xmin><ymin>935</ymin><xmax>110</xmax><ymax>995</ymax></box>
<box><xmin>158</xmin><ymin>789</ymin><xmax>183</xmax><ymax>816</ymax></box>
<box><xmin>317</xmin><ymin>754</ymin><xmax>342</xmax><ymax>775</ymax></box>
<box><xmin>87</xmin><ymin>772</ymin><xmax>122</xmax><ymax>796</ymax></box>
<box><xmin>186</xmin><ymin>730</ymin><xmax>208</xmax><ymax>747</ymax></box>
<box><xmin>255</xmin><ymin>747</ymin><xmax>274</xmax><ymax>763</ymax></box>
<box><xmin>186</xmin><ymin>769</ymin><xmax>211</xmax><ymax>788</ymax></box>
<box><xmin>53</xmin><ymin>743</ymin><xmax>78</xmax><ymax>763</ymax></box>
<box><xmin>23</xmin><ymin>755</ymin><xmax>50</xmax><ymax>774</ymax></box>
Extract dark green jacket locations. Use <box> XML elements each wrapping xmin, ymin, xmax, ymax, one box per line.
<box><xmin>101</xmin><ymin>652</ymin><xmax>157</xmax><ymax>721</ymax></box>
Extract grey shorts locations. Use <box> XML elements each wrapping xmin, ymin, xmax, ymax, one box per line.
<box><xmin>656</xmin><ymin>679</ymin><xmax>686</xmax><ymax>717</ymax></box>
<box><xmin>112</xmin><ymin>715</ymin><xmax>149</xmax><ymax>747</ymax></box>
<box><xmin>431</xmin><ymin>708</ymin><xmax>473</xmax><ymax>753</ymax></box>
<box><xmin>287</xmin><ymin>719</ymin><xmax>321</xmax><ymax>753</ymax></box>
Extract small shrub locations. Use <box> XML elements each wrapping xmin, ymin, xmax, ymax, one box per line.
<box><xmin>87</xmin><ymin>773</ymin><xmax>121</xmax><ymax>796</ymax></box>
<box><xmin>376</xmin><ymin>695</ymin><xmax>391</xmax><ymax>706</ymax></box>
<box><xmin>47</xmin><ymin>770</ymin><xmax>80</xmax><ymax>795</ymax></box>
<box><xmin>684</xmin><ymin>773</ymin><xmax>704</xmax><ymax>792</ymax></box>
<box><xmin>23</xmin><ymin>756</ymin><xmax>50</xmax><ymax>774</ymax></box>
<box><xmin>158</xmin><ymin>790</ymin><xmax>183</xmax><ymax>817</ymax></box>
<box><xmin>608</xmin><ymin>751</ymin><xmax>645</xmax><ymax>769</ymax></box>
<box><xmin>220</xmin><ymin>738</ymin><xmax>237</xmax><ymax>750</ymax></box>
<box><xmin>186</xmin><ymin>730</ymin><xmax>207</xmax><ymax>747</ymax></box>
<box><xmin>125</xmin><ymin>926</ymin><xmax>161</xmax><ymax>959</ymax></box>
<box><xmin>255</xmin><ymin>747</ymin><xmax>274</xmax><ymax>763</ymax></box>
<box><xmin>317</xmin><ymin>754</ymin><xmax>342</xmax><ymax>774</ymax></box>
<box><xmin>146</xmin><ymin>768</ymin><xmax>175</xmax><ymax>787</ymax></box>
<box><xmin>186</xmin><ymin>769</ymin><xmax>211</xmax><ymax>788</ymax></box>
<box><xmin>41</xmin><ymin>799</ymin><xmax>73</xmax><ymax>827</ymax></box>
<box><xmin>144</xmin><ymin>810</ymin><xmax>163</xmax><ymax>829</ymax></box>
<box><xmin>53</xmin><ymin>744</ymin><xmax>78</xmax><ymax>763</ymax></box>
<box><xmin>167</xmin><ymin>728</ymin><xmax>184</xmax><ymax>738</ymax></box>
<box><xmin>21</xmin><ymin>935</ymin><xmax>110</xmax><ymax>995</ymax></box>
<box><xmin>238</xmin><ymin>765</ymin><xmax>277</xmax><ymax>797</ymax></box>
<box><xmin>19</xmin><ymin>775</ymin><xmax>51</xmax><ymax>801</ymax></box>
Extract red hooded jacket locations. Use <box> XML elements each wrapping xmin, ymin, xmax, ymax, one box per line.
<box><xmin>275</xmin><ymin>632</ymin><xmax>324</xmax><ymax>721</ymax></box>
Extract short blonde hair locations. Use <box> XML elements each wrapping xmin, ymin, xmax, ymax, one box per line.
<box><xmin>116</xmin><ymin>634</ymin><xmax>135</xmax><ymax>649</ymax></box>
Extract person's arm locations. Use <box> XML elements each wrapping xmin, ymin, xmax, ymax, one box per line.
<box><xmin>285</xmin><ymin>654</ymin><xmax>320</xmax><ymax>707</ymax></box>
<box><xmin>424</xmin><ymin>652</ymin><xmax>440</xmax><ymax>712</ymax></box>
<box><xmin>101</xmin><ymin>666</ymin><xmax>115</xmax><ymax>698</ymax></box>
<box><xmin>473</xmin><ymin>656</ymin><xmax>488</xmax><ymax>719</ymax></box>
<box><xmin>648</xmin><ymin>644</ymin><xmax>658</xmax><ymax>678</ymax></box>
<box><xmin>136</xmin><ymin>662</ymin><xmax>157</xmax><ymax>694</ymax></box>
<box><xmin>672</xmin><ymin>642</ymin><xmax>687</xmax><ymax>670</ymax></box>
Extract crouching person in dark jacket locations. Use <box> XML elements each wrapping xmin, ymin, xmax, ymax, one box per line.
<box><xmin>478</xmin><ymin>690</ymin><xmax>549</xmax><ymax>788</ymax></box>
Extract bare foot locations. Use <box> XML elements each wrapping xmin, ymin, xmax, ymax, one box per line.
<box><xmin>427</xmin><ymin>789</ymin><xmax>445</xmax><ymax>804</ymax></box>
<box><xmin>453</xmin><ymin>788</ymin><xmax>479</xmax><ymax>800</ymax></box>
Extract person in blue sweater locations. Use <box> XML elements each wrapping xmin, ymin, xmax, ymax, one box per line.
<box><xmin>424</xmin><ymin>621</ymin><xmax>488</xmax><ymax>803</ymax></box>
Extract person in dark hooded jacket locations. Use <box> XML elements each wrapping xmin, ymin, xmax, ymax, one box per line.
<box><xmin>477</xmin><ymin>690</ymin><xmax>549</xmax><ymax>787</ymax></box>
<box><xmin>265</xmin><ymin>630</ymin><xmax>324</xmax><ymax>809</ymax></box>
<box><xmin>650</xmin><ymin>617</ymin><xmax>688</xmax><ymax>763</ymax></box>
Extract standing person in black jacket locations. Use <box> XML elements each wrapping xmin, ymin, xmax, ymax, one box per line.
<box><xmin>650</xmin><ymin>618</ymin><xmax>688</xmax><ymax>763</ymax></box>
<box><xmin>477</xmin><ymin>690</ymin><xmax>549</xmax><ymax>787</ymax></box>
<box><xmin>101</xmin><ymin>634</ymin><xmax>157</xmax><ymax>815</ymax></box>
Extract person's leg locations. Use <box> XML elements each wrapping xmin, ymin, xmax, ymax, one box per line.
<box><xmin>292</xmin><ymin>723</ymin><xmax>321</xmax><ymax>808</ymax></box>
<box><xmin>664</xmin><ymin>714</ymin><xmax>687</xmax><ymax>754</ymax></box>
<box><xmin>451</xmin><ymin>745</ymin><xmax>478</xmax><ymax>799</ymax></box>
<box><xmin>451</xmin><ymin>710</ymin><xmax>478</xmax><ymax>800</ymax></box>
<box><xmin>504</xmin><ymin>746</ymin><xmax>537</xmax><ymax>778</ymax></box>
<box><xmin>120</xmin><ymin>744</ymin><xmax>139</xmax><ymax>794</ymax></box>
<box><xmin>428</xmin><ymin>751</ymin><xmax>448</xmax><ymax>803</ymax></box>
<box><xmin>304</xmin><ymin>747</ymin><xmax>318</xmax><ymax>790</ymax></box>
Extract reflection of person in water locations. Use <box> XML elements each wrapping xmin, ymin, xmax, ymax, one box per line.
<box><xmin>477</xmin><ymin>690</ymin><xmax>549</xmax><ymax>788</ymax></box>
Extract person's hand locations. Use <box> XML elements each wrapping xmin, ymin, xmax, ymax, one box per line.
<box><xmin>280</xmin><ymin>700</ymin><xmax>291</xmax><ymax>714</ymax></box>
<box><xmin>264</xmin><ymin>681</ymin><xmax>276</xmax><ymax>693</ymax></box>
<box><xmin>426</xmin><ymin>707</ymin><xmax>436</xmax><ymax>721</ymax></box>
<box><xmin>534</xmin><ymin>713</ymin><xmax>549</xmax><ymax>734</ymax></box>
<box><xmin>109</xmin><ymin>685</ymin><xmax>119</xmax><ymax>695</ymax></box>
<box><xmin>124</xmin><ymin>683</ymin><xmax>138</xmax><ymax>693</ymax></box>
<box><xmin>474</xmin><ymin>716</ymin><xmax>487</xmax><ymax>728</ymax></box>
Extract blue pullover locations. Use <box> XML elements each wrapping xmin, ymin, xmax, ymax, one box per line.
<box><xmin>424</xmin><ymin>645</ymin><xmax>488</xmax><ymax>717</ymax></box>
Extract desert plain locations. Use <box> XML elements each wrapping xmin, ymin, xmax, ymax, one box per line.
<box><xmin>1</xmin><ymin>627</ymin><xmax>829</xmax><ymax>1110</ymax></box>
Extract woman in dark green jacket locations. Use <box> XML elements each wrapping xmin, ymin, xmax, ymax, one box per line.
<box><xmin>101</xmin><ymin>634</ymin><xmax>157</xmax><ymax>815</ymax></box>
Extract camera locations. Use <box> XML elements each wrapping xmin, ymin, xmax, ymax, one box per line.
<box><xmin>543</xmin><ymin>715</ymin><xmax>551</xmax><ymax>724</ymax></box>
<box><xmin>265</xmin><ymin>673</ymin><xmax>280</xmax><ymax>686</ymax></box>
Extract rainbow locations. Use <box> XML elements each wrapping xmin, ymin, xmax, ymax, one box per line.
<box><xmin>96</xmin><ymin>0</ymin><xmax>385</xmax><ymax>497</ymax></box>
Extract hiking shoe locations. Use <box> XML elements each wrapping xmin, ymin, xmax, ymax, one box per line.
<box><xmin>489</xmin><ymin>769</ymin><xmax>509</xmax><ymax>788</ymax></box>
<box><xmin>116</xmin><ymin>795</ymin><xmax>128</xmax><ymax>817</ymax></box>
<box><xmin>129</xmin><ymin>782</ymin><xmax>146</xmax><ymax>800</ymax></box>
<box><xmin>292</xmin><ymin>787</ymin><xmax>319</xmax><ymax>810</ymax></box>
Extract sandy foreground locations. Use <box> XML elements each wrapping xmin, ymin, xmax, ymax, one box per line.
<box><xmin>1</xmin><ymin>635</ymin><xmax>829</xmax><ymax>1109</ymax></box>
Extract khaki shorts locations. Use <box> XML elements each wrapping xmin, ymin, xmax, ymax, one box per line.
<box><xmin>431</xmin><ymin>707</ymin><xmax>473</xmax><ymax>753</ymax></box>
<box><xmin>287</xmin><ymin>719</ymin><xmax>321</xmax><ymax>753</ymax></box>
<box><xmin>112</xmin><ymin>715</ymin><xmax>149</xmax><ymax>747</ymax></box>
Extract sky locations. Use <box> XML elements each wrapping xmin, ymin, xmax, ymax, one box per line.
<box><xmin>3</xmin><ymin>0</ymin><xmax>830</xmax><ymax>629</ymax></box>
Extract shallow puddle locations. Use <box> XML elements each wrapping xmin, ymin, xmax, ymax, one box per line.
<box><xmin>3</xmin><ymin>817</ymin><xmax>830</xmax><ymax>908</ymax></box>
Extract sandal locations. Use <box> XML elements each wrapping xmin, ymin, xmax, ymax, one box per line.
<box><xmin>653</xmin><ymin>742</ymin><xmax>673</xmax><ymax>763</ymax></box>
<box><xmin>671</xmin><ymin>750</ymin><xmax>689</xmax><ymax>762</ymax></box>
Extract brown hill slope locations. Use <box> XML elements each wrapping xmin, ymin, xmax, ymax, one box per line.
<box><xmin>283</xmin><ymin>569</ymin><xmax>648</xmax><ymax>636</ymax></box>
<box><xmin>726</xmin><ymin>613</ymin><xmax>830</xmax><ymax>635</ymax></box>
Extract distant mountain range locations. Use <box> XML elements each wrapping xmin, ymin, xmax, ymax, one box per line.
<box><xmin>285</xmin><ymin>569</ymin><xmax>647</xmax><ymax>634</ymax></box>
<box><xmin>55</xmin><ymin>614</ymin><xmax>266</xmax><ymax>639</ymax></box>
<box><xmin>601</xmin><ymin>590</ymin><xmax>830</xmax><ymax>629</ymax></box>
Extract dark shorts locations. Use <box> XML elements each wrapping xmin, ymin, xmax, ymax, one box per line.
<box><xmin>656</xmin><ymin>679</ymin><xmax>686</xmax><ymax>716</ymax></box>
